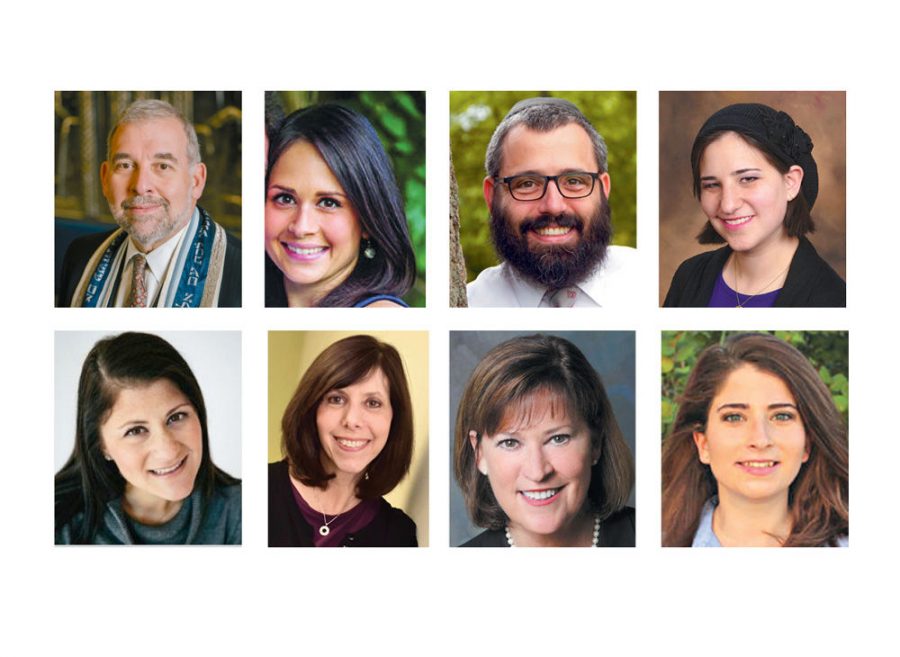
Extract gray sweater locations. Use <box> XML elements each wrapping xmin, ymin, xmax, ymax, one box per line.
<box><xmin>56</xmin><ymin>484</ymin><xmax>242</xmax><ymax>545</ymax></box>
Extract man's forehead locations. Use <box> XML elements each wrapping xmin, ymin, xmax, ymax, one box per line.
<box><xmin>110</xmin><ymin>117</ymin><xmax>188</xmax><ymax>155</ymax></box>
<box><xmin>499</xmin><ymin>122</ymin><xmax>597</xmax><ymax>175</ymax></box>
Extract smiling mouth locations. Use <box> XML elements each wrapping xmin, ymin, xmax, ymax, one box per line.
<box><xmin>737</xmin><ymin>460</ymin><xmax>780</xmax><ymax>475</ymax></box>
<box><xmin>719</xmin><ymin>215</ymin><xmax>754</xmax><ymax>228</ymax></box>
<box><xmin>335</xmin><ymin>437</ymin><xmax>370</xmax><ymax>451</ymax></box>
<box><xmin>283</xmin><ymin>243</ymin><xmax>328</xmax><ymax>257</ymax></box>
<box><xmin>149</xmin><ymin>456</ymin><xmax>187</xmax><ymax>476</ymax></box>
<box><xmin>520</xmin><ymin>487</ymin><xmax>563</xmax><ymax>505</ymax></box>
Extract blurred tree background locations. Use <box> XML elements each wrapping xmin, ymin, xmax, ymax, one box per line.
<box><xmin>273</xmin><ymin>91</ymin><xmax>426</xmax><ymax>307</ymax></box>
<box><xmin>661</xmin><ymin>331</ymin><xmax>849</xmax><ymax>439</ymax></box>
<box><xmin>450</xmin><ymin>91</ymin><xmax>636</xmax><ymax>282</ymax></box>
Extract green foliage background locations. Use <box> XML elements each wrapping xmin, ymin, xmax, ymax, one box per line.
<box><xmin>276</xmin><ymin>91</ymin><xmax>426</xmax><ymax>306</ymax></box>
<box><xmin>450</xmin><ymin>91</ymin><xmax>636</xmax><ymax>281</ymax></box>
<box><xmin>661</xmin><ymin>331</ymin><xmax>849</xmax><ymax>439</ymax></box>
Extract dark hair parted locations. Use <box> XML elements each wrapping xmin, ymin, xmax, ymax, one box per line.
<box><xmin>281</xmin><ymin>335</ymin><xmax>413</xmax><ymax>498</ymax></box>
<box><xmin>267</xmin><ymin>103</ymin><xmax>416</xmax><ymax>306</ymax></box>
<box><xmin>454</xmin><ymin>334</ymin><xmax>634</xmax><ymax>530</ymax></box>
<box><xmin>54</xmin><ymin>333</ymin><xmax>239</xmax><ymax>544</ymax></box>
<box><xmin>661</xmin><ymin>333</ymin><xmax>849</xmax><ymax>547</ymax></box>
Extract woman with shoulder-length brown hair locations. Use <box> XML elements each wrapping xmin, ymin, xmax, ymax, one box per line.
<box><xmin>661</xmin><ymin>332</ymin><xmax>848</xmax><ymax>547</ymax></box>
<box><xmin>268</xmin><ymin>335</ymin><xmax>416</xmax><ymax>547</ymax></box>
<box><xmin>454</xmin><ymin>334</ymin><xmax>634</xmax><ymax>547</ymax></box>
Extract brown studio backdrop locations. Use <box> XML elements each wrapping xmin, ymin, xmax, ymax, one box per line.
<box><xmin>658</xmin><ymin>91</ymin><xmax>846</xmax><ymax>305</ymax></box>
<box><xmin>267</xmin><ymin>331</ymin><xmax>429</xmax><ymax>546</ymax></box>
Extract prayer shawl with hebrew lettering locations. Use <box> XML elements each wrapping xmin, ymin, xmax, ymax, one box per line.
<box><xmin>70</xmin><ymin>207</ymin><xmax>229</xmax><ymax>308</ymax></box>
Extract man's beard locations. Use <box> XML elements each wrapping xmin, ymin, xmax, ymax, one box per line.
<box><xmin>489</xmin><ymin>193</ymin><xmax>612</xmax><ymax>289</ymax></box>
<box><xmin>110</xmin><ymin>192</ymin><xmax>192</xmax><ymax>252</ymax></box>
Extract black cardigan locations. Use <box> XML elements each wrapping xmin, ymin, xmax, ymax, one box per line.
<box><xmin>459</xmin><ymin>506</ymin><xmax>635</xmax><ymax>547</ymax></box>
<box><xmin>268</xmin><ymin>460</ymin><xmax>417</xmax><ymax>547</ymax></box>
<box><xmin>663</xmin><ymin>236</ymin><xmax>845</xmax><ymax>308</ymax></box>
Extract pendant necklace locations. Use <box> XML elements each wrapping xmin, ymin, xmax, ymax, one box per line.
<box><xmin>732</xmin><ymin>256</ymin><xmax>790</xmax><ymax>308</ymax></box>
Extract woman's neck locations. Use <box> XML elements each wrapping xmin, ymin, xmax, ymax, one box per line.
<box><xmin>283</xmin><ymin>276</ymin><xmax>321</xmax><ymax>308</ymax></box>
<box><xmin>290</xmin><ymin>472</ymin><xmax>361</xmax><ymax>516</ymax></box>
<box><xmin>726</xmin><ymin>234</ymin><xmax>799</xmax><ymax>296</ymax></box>
<box><xmin>508</xmin><ymin>507</ymin><xmax>595</xmax><ymax>547</ymax></box>
<box><xmin>713</xmin><ymin>491</ymin><xmax>792</xmax><ymax>547</ymax></box>
<box><xmin>122</xmin><ymin>485</ymin><xmax>184</xmax><ymax>526</ymax></box>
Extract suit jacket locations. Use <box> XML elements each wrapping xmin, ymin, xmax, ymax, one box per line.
<box><xmin>267</xmin><ymin>460</ymin><xmax>417</xmax><ymax>547</ymax></box>
<box><xmin>460</xmin><ymin>506</ymin><xmax>636</xmax><ymax>547</ymax></box>
<box><xmin>57</xmin><ymin>216</ymin><xmax>242</xmax><ymax>308</ymax></box>
<box><xmin>663</xmin><ymin>236</ymin><xmax>845</xmax><ymax>308</ymax></box>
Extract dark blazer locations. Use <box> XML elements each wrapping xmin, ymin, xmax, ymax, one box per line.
<box><xmin>460</xmin><ymin>506</ymin><xmax>636</xmax><ymax>547</ymax></box>
<box><xmin>663</xmin><ymin>236</ymin><xmax>845</xmax><ymax>308</ymax></box>
<box><xmin>57</xmin><ymin>217</ymin><xmax>242</xmax><ymax>308</ymax></box>
<box><xmin>268</xmin><ymin>460</ymin><xmax>418</xmax><ymax>547</ymax></box>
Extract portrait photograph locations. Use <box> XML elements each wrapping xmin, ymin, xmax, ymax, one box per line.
<box><xmin>659</xmin><ymin>91</ymin><xmax>846</xmax><ymax>307</ymax></box>
<box><xmin>660</xmin><ymin>331</ymin><xmax>849</xmax><ymax>547</ymax></box>
<box><xmin>268</xmin><ymin>331</ymin><xmax>428</xmax><ymax>547</ymax></box>
<box><xmin>54</xmin><ymin>330</ymin><xmax>242</xmax><ymax>545</ymax></box>
<box><xmin>54</xmin><ymin>90</ymin><xmax>242</xmax><ymax>308</ymax></box>
<box><xmin>450</xmin><ymin>331</ymin><xmax>635</xmax><ymax>547</ymax></box>
<box><xmin>450</xmin><ymin>91</ymin><xmax>636</xmax><ymax>308</ymax></box>
<box><xmin>264</xmin><ymin>91</ymin><xmax>425</xmax><ymax>308</ymax></box>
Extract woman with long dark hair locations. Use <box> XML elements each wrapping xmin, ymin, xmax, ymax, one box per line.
<box><xmin>55</xmin><ymin>332</ymin><xmax>241</xmax><ymax>544</ymax></box>
<box><xmin>265</xmin><ymin>104</ymin><xmax>416</xmax><ymax>307</ymax></box>
<box><xmin>661</xmin><ymin>333</ymin><xmax>848</xmax><ymax>547</ymax></box>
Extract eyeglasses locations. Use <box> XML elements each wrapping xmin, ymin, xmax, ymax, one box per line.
<box><xmin>495</xmin><ymin>171</ymin><xmax>602</xmax><ymax>201</ymax></box>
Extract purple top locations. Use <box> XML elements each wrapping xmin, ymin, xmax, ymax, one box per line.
<box><xmin>708</xmin><ymin>270</ymin><xmax>781</xmax><ymax>307</ymax></box>
<box><xmin>290</xmin><ymin>482</ymin><xmax>379</xmax><ymax>547</ymax></box>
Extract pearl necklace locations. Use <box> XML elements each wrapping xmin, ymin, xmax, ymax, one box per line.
<box><xmin>505</xmin><ymin>512</ymin><xmax>601</xmax><ymax>547</ymax></box>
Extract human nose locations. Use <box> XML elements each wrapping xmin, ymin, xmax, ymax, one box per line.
<box><xmin>747</xmin><ymin>416</ymin><xmax>774</xmax><ymax>448</ymax></box>
<box><xmin>536</xmin><ymin>178</ymin><xmax>569</xmax><ymax>216</ymax></box>
<box><xmin>287</xmin><ymin>203</ymin><xmax>318</xmax><ymax>237</ymax></box>
<box><xmin>341</xmin><ymin>401</ymin><xmax>363</xmax><ymax>429</ymax></box>
<box><xmin>151</xmin><ymin>427</ymin><xmax>181</xmax><ymax>458</ymax></box>
<box><xmin>522</xmin><ymin>443</ymin><xmax>553</xmax><ymax>481</ymax></box>
<box><xmin>129</xmin><ymin>164</ymin><xmax>155</xmax><ymax>196</ymax></box>
<box><xmin>719</xmin><ymin>181</ymin><xmax>742</xmax><ymax>215</ymax></box>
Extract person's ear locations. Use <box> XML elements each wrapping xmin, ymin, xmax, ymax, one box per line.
<box><xmin>483</xmin><ymin>176</ymin><xmax>496</xmax><ymax>212</ymax></box>
<box><xmin>470</xmin><ymin>430</ymin><xmax>488</xmax><ymax>475</ymax></box>
<box><xmin>693</xmin><ymin>430</ymin><xmax>711</xmax><ymax>465</ymax></box>
<box><xmin>190</xmin><ymin>162</ymin><xmax>207</xmax><ymax>200</ymax></box>
<box><xmin>784</xmin><ymin>165</ymin><xmax>804</xmax><ymax>202</ymax></box>
<box><xmin>599</xmin><ymin>171</ymin><xmax>611</xmax><ymax>199</ymax></box>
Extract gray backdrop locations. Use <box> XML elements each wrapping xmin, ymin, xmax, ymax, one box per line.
<box><xmin>449</xmin><ymin>331</ymin><xmax>635</xmax><ymax>546</ymax></box>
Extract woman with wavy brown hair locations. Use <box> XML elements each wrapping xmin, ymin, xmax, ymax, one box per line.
<box><xmin>661</xmin><ymin>333</ymin><xmax>848</xmax><ymax>547</ymax></box>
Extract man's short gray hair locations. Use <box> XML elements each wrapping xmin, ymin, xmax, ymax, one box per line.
<box><xmin>484</xmin><ymin>98</ymin><xmax>608</xmax><ymax>179</ymax></box>
<box><xmin>107</xmin><ymin>99</ymin><xmax>202</xmax><ymax>167</ymax></box>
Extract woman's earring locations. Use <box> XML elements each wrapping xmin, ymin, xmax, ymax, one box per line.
<box><xmin>103</xmin><ymin>453</ymin><xmax>113</xmax><ymax>462</ymax></box>
<box><xmin>364</xmin><ymin>471</ymin><xmax>370</xmax><ymax>481</ymax></box>
<box><xmin>363</xmin><ymin>239</ymin><xmax>376</xmax><ymax>260</ymax></box>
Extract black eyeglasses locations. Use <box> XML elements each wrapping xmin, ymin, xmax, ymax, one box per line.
<box><xmin>495</xmin><ymin>171</ymin><xmax>602</xmax><ymax>201</ymax></box>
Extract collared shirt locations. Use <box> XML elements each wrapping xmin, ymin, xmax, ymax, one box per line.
<box><xmin>113</xmin><ymin>212</ymin><xmax>193</xmax><ymax>307</ymax></box>
<box><xmin>691</xmin><ymin>498</ymin><xmax>849</xmax><ymax>547</ymax></box>
<box><xmin>465</xmin><ymin>245</ymin><xmax>638</xmax><ymax>308</ymax></box>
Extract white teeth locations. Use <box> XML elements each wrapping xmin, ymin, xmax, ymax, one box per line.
<box><xmin>743</xmin><ymin>461</ymin><xmax>775</xmax><ymax>468</ymax></box>
<box><xmin>535</xmin><ymin>226</ymin><xmax>571</xmax><ymax>236</ymax></box>
<box><xmin>284</xmin><ymin>244</ymin><xmax>327</xmax><ymax>255</ymax></box>
<box><xmin>151</xmin><ymin>459</ymin><xmax>184</xmax><ymax>475</ymax></box>
<box><xmin>723</xmin><ymin>216</ymin><xmax>752</xmax><ymax>226</ymax></box>
<box><xmin>337</xmin><ymin>438</ymin><xmax>367</xmax><ymax>449</ymax></box>
<box><xmin>522</xmin><ymin>488</ymin><xmax>560</xmax><ymax>500</ymax></box>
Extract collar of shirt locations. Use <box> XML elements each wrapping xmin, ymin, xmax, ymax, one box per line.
<box><xmin>691</xmin><ymin>498</ymin><xmax>721</xmax><ymax>547</ymax></box>
<box><xmin>114</xmin><ymin>211</ymin><xmax>194</xmax><ymax>307</ymax></box>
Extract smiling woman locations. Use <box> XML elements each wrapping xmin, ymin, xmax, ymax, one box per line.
<box><xmin>453</xmin><ymin>334</ymin><xmax>635</xmax><ymax>547</ymax></box>
<box><xmin>661</xmin><ymin>333</ymin><xmax>849</xmax><ymax>547</ymax></box>
<box><xmin>54</xmin><ymin>332</ymin><xmax>241</xmax><ymax>545</ymax></box>
<box><xmin>264</xmin><ymin>104</ymin><xmax>416</xmax><ymax>307</ymax></box>
<box><xmin>268</xmin><ymin>335</ymin><xmax>418</xmax><ymax>547</ymax></box>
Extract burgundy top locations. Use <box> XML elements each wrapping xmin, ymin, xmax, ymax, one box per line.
<box><xmin>708</xmin><ymin>270</ymin><xmax>780</xmax><ymax>307</ymax></box>
<box><xmin>289</xmin><ymin>483</ymin><xmax>379</xmax><ymax>547</ymax></box>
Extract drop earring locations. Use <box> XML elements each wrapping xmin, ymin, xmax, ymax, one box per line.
<box><xmin>363</xmin><ymin>239</ymin><xmax>376</xmax><ymax>260</ymax></box>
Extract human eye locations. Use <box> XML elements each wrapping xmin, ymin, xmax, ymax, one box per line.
<box><xmin>739</xmin><ymin>175</ymin><xmax>759</xmax><ymax>184</ymax></box>
<box><xmin>167</xmin><ymin>410</ymin><xmax>188</xmax><ymax>425</ymax></box>
<box><xmin>324</xmin><ymin>393</ymin><xmax>345</xmax><ymax>406</ymax></box>
<box><xmin>317</xmin><ymin>197</ymin><xmax>343</xmax><ymax>210</ymax></box>
<box><xmin>269</xmin><ymin>190</ymin><xmax>296</xmax><ymax>207</ymax></box>
<box><xmin>114</xmin><ymin>160</ymin><xmax>133</xmax><ymax>171</ymax></box>
<box><xmin>772</xmin><ymin>410</ymin><xmax>796</xmax><ymax>422</ymax></box>
<box><xmin>721</xmin><ymin>413</ymin><xmax>743</xmax><ymax>423</ymax></box>
<box><xmin>511</xmin><ymin>176</ymin><xmax>542</xmax><ymax>191</ymax></box>
<box><xmin>548</xmin><ymin>434</ymin><xmax>571</xmax><ymax>446</ymax></box>
<box><xmin>156</xmin><ymin>162</ymin><xmax>172</xmax><ymax>171</ymax></box>
<box><xmin>496</xmin><ymin>437</ymin><xmax>520</xmax><ymax>450</ymax></box>
<box><xmin>365</xmin><ymin>397</ymin><xmax>384</xmax><ymax>409</ymax></box>
<box><xmin>123</xmin><ymin>425</ymin><xmax>147</xmax><ymax>437</ymax></box>
<box><xmin>560</xmin><ymin>173</ymin><xmax>590</xmax><ymax>191</ymax></box>
<box><xmin>700</xmin><ymin>180</ymin><xmax>720</xmax><ymax>191</ymax></box>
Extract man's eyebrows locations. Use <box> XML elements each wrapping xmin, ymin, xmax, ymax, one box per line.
<box><xmin>110</xmin><ymin>152</ymin><xmax>179</xmax><ymax>162</ymax></box>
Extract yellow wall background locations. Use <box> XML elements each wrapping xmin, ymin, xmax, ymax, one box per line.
<box><xmin>268</xmin><ymin>331</ymin><xmax>429</xmax><ymax>546</ymax></box>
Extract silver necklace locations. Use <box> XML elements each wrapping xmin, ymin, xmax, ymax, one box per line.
<box><xmin>732</xmin><ymin>257</ymin><xmax>790</xmax><ymax>308</ymax></box>
<box><xmin>506</xmin><ymin>512</ymin><xmax>601</xmax><ymax>547</ymax></box>
<box><xmin>316</xmin><ymin>492</ymin><xmax>350</xmax><ymax>536</ymax></box>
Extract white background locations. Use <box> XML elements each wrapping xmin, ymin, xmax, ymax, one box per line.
<box><xmin>2</xmin><ymin>1</ymin><xmax>896</xmax><ymax>654</ymax></box>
